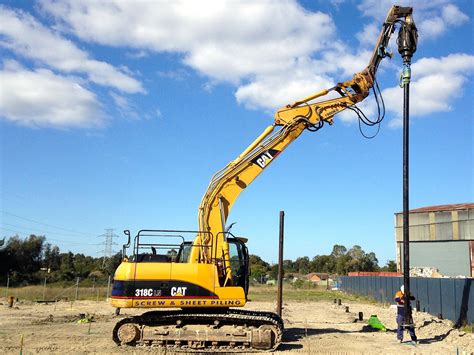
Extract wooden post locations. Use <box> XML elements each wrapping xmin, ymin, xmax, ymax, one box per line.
<box><xmin>75</xmin><ymin>277</ymin><xmax>80</xmax><ymax>301</ymax></box>
<box><xmin>42</xmin><ymin>277</ymin><xmax>47</xmax><ymax>301</ymax></box>
<box><xmin>276</xmin><ymin>211</ymin><xmax>284</xmax><ymax>318</ymax></box>
<box><xmin>5</xmin><ymin>275</ymin><xmax>9</xmax><ymax>298</ymax></box>
<box><xmin>106</xmin><ymin>275</ymin><xmax>111</xmax><ymax>300</ymax></box>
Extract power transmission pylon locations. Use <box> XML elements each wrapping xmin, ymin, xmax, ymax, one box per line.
<box><xmin>99</xmin><ymin>228</ymin><xmax>119</xmax><ymax>268</ymax></box>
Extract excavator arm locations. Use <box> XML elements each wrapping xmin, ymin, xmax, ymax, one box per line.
<box><xmin>192</xmin><ymin>6</ymin><xmax>417</xmax><ymax>285</ymax></box>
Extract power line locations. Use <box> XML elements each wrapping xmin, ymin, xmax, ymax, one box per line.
<box><xmin>0</xmin><ymin>226</ymin><xmax>100</xmax><ymax>246</ymax></box>
<box><xmin>0</xmin><ymin>210</ymin><xmax>95</xmax><ymax>237</ymax></box>
<box><xmin>1</xmin><ymin>222</ymin><xmax>93</xmax><ymax>239</ymax></box>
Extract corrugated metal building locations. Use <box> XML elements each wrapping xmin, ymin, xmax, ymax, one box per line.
<box><xmin>395</xmin><ymin>203</ymin><xmax>474</xmax><ymax>277</ymax></box>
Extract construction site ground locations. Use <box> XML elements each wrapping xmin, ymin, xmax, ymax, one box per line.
<box><xmin>0</xmin><ymin>297</ymin><xmax>472</xmax><ymax>354</ymax></box>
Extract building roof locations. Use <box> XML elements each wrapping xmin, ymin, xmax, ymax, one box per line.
<box><xmin>396</xmin><ymin>203</ymin><xmax>474</xmax><ymax>214</ymax></box>
<box><xmin>306</xmin><ymin>272</ymin><xmax>329</xmax><ymax>280</ymax></box>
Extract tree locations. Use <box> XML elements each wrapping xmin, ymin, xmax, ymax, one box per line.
<box><xmin>381</xmin><ymin>260</ymin><xmax>397</xmax><ymax>272</ymax></box>
<box><xmin>0</xmin><ymin>234</ymin><xmax>126</xmax><ymax>284</ymax></box>
<box><xmin>249</xmin><ymin>254</ymin><xmax>270</xmax><ymax>282</ymax></box>
<box><xmin>269</xmin><ymin>264</ymin><xmax>283</xmax><ymax>280</ymax></box>
<box><xmin>59</xmin><ymin>252</ymin><xmax>76</xmax><ymax>280</ymax></box>
<box><xmin>282</xmin><ymin>259</ymin><xmax>295</xmax><ymax>273</ymax></box>
<box><xmin>311</xmin><ymin>254</ymin><xmax>336</xmax><ymax>273</ymax></box>
<box><xmin>331</xmin><ymin>244</ymin><xmax>347</xmax><ymax>258</ymax></box>
<box><xmin>344</xmin><ymin>245</ymin><xmax>380</xmax><ymax>272</ymax></box>
<box><xmin>294</xmin><ymin>256</ymin><xmax>311</xmax><ymax>274</ymax></box>
<box><xmin>0</xmin><ymin>235</ymin><xmax>46</xmax><ymax>284</ymax></box>
<box><xmin>249</xmin><ymin>255</ymin><xmax>269</xmax><ymax>268</ymax></box>
<box><xmin>347</xmin><ymin>245</ymin><xmax>364</xmax><ymax>260</ymax></box>
<box><xmin>103</xmin><ymin>252</ymin><xmax>123</xmax><ymax>276</ymax></box>
<box><xmin>335</xmin><ymin>254</ymin><xmax>352</xmax><ymax>275</ymax></box>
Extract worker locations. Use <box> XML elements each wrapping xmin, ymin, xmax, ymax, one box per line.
<box><xmin>394</xmin><ymin>285</ymin><xmax>417</xmax><ymax>343</ymax></box>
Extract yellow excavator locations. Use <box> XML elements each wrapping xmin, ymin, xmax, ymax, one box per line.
<box><xmin>111</xmin><ymin>5</ymin><xmax>417</xmax><ymax>351</ymax></box>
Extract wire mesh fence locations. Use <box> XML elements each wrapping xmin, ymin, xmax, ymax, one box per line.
<box><xmin>1</xmin><ymin>276</ymin><xmax>112</xmax><ymax>302</ymax></box>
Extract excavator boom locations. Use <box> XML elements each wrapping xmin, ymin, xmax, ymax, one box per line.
<box><xmin>194</xmin><ymin>5</ymin><xmax>417</xmax><ymax>285</ymax></box>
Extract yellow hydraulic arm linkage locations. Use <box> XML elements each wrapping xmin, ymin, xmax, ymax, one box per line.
<box><xmin>192</xmin><ymin>6</ymin><xmax>417</xmax><ymax>285</ymax></box>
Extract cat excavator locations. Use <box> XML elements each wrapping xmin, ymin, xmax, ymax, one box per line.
<box><xmin>111</xmin><ymin>5</ymin><xmax>417</xmax><ymax>352</ymax></box>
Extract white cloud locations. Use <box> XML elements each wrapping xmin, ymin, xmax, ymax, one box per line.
<box><xmin>236</xmin><ymin>72</ymin><xmax>334</xmax><ymax>111</ymax></box>
<box><xmin>40</xmin><ymin>0</ymin><xmax>335</xmax><ymax>83</ymax></box>
<box><xmin>157</xmin><ymin>69</ymin><xmax>191</xmax><ymax>82</ymax></box>
<box><xmin>0</xmin><ymin>6</ymin><xmax>143</xmax><ymax>93</ymax></box>
<box><xmin>0</xmin><ymin>62</ymin><xmax>106</xmax><ymax>128</ymax></box>
<box><xmin>411</xmin><ymin>53</ymin><xmax>474</xmax><ymax>77</ymax></box>
<box><xmin>338</xmin><ymin>53</ymin><xmax>474</xmax><ymax>126</ymax></box>
<box><xmin>357</xmin><ymin>0</ymin><xmax>469</xmax><ymax>39</ymax></box>
<box><xmin>329</xmin><ymin>0</ymin><xmax>346</xmax><ymax>8</ymax></box>
<box><xmin>126</xmin><ymin>50</ymin><xmax>149</xmax><ymax>59</ymax></box>
<box><xmin>322</xmin><ymin>47</ymin><xmax>373</xmax><ymax>77</ymax></box>
<box><xmin>441</xmin><ymin>4</ymin><xmax>469</xmax><ymax>26</ymax></box>
<box><xmin>356</xmin><ymin>23</ymin><xmax>380</xmax><ymax>47</ymax></box>
<box><xmin>358</xmin><ymin>0</ymin><xmax>447</xmax><ymax>20</ymax></box>
<box><xmin>419</xmin><ymin>17</ymin><xmax>446</xmax><ymax>37</ymax></box>
<box><xmin>33</xmin><ymin>0</ymin><xmax>472</xmax><ymax>126</ymax></box>
<box><xmin>387</xmin><ymin>54</ymin><xmax>474</xmax><ymax>126</ymax></box>
<box><xmin>109</xmin><ymin>92</ymin><xmax>139</xmax><ymax>120</ymax></box>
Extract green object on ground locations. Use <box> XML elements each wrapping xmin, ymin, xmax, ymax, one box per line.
<box><xmin>368</xmin><ymin>314</ymin><xmax>387</xmax><ymax>331</ymax></box>
<box><xmin>77</xmin><ymin>314</ymin><xmax>94</xmax><ymax>324</ymax></box>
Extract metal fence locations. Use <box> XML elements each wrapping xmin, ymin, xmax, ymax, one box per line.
<box><xmin>2</xmin><ymin>276</ymin><xmax>112</xmax><ymax>302</ymax></box>
<box><xmin>339</xmin><ymin>276</ymin><xmax>474</xmax><ymax>324</ymax></box>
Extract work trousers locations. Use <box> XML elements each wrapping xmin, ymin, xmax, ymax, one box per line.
<box><xmin>396</xmin><ymin>314</ymin><xmax>417</xmax><ymax>341</ymax></box>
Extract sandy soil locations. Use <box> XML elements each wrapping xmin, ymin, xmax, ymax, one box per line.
<box><xmin>0</xmin><ymin>298</ymin><xmax>472</xmax><ymax>354</ymax></box>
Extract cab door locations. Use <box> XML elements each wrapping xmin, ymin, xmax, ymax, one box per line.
<box><xmin>228</xmin><ymin>238</ymin><xmax>249</xmax><ymax>296</ymax></box>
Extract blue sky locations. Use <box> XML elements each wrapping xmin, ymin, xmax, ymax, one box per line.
<box><xmin>0</xmin><ymin>0</ymin><xmax>472</xmax><ymax>265</ymax></box>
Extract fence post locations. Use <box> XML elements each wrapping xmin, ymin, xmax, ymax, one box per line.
<box><xmin>42</xmin><ymin>277</ymin><xmax>47</xmax><ymax>301</ymax></box>
<box><xmin>5</xmin><ymin>275</ymin><xmax>9</xmax><ymax>298</ymax></box>
<box><xmin>75</xmin><ymin>277</ymin><xmax>80</xmax><ymax>301</ymax></box>
<box><xmin>106</xmin><ymin>275</ymin><xmax>111</xmax><ymax>300</ymax></box>
<box><xmin>276</xmin><ymin>211</ymin><xmax>284</xmax><ymax>318</ymax></box>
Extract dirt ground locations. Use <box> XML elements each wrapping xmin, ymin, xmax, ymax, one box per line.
<box><xmin>0</xmin><ymin>298</ymin><xmax>472</xmax><ymax>354</ymax></box>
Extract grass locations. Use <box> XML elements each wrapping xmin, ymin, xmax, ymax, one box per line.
<box><xmin>0</xmin><ymin>284</ymin><xmax>111</xmax><ymax>302</ymax></box>
<box><xmin>1</xmin><ymin>283</ymin><xmax>375</xmax><ymax>304</ymax></box>
<box><xmin>248</xmin><ymin>284</ymin><xmax>377</xmax><ymax>304</ymax></box>
<box><xmin>460</xmin><ymin>323</ymin><xmax>474</xmax><ymax>333</ymax></box>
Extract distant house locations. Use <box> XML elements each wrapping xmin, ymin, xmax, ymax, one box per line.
<box><xmin>286</xmin><ymin>273</ymin><xmax>305</xmax><ymax>282</ymax></box>
<box><xmin>306</xmin><ymin>273</ymin><xmax>329</xmax><ymax>283</ymax></box>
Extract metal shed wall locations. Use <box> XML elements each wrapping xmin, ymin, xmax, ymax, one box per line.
<box><xmin>399</xmin><ymin>241</ymin><xmax>470</xmax><ymax>277</ymax></box>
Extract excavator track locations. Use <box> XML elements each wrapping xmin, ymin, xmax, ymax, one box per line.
<box><xmin>112</xmin><ymin>308</ymin><xmax>283</xmax><ymax>352</ymax></box>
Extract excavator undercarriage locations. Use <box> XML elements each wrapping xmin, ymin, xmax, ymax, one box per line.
<box><xmin>113</xmin><ymin>309</ymin><xmax>283</xmax><ymax>352</ymax></box>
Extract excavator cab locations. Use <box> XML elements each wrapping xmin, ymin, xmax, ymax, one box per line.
<box><xmin>114</xmin><ymin>230</ymin><xmax>250</xmax><ymax>308</ymax></box>
<box><xmin>175</xmin><ymin>240</ymin><xmax>192</xmax><ymax>263</ymax></box>
<box><xmin>227</xmin><ymin>236</ymin><xmax>249</xmax><ymax>294</ymax></box>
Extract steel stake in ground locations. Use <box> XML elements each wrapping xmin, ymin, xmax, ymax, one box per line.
<box><xmin>398</xmin><ymin>11</ymin><xmax>418</xmax><ymax>329</ymax></box>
